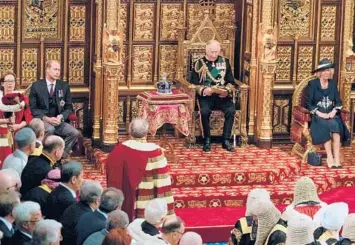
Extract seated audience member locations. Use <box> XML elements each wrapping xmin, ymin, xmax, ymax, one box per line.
<box><xmin>106</xmin><ymin>118</ymin><xmax>174</xmax><ymax>221</ymax></box>
<box><xmin>229</xmin><ymin>189</ymin><xmax>272</xmax><ymax>245</ymax></box>
<box><xmin>285</xmin><ymin>212</ymin><xmax>317</xmax><ymax>245</ymax></box>
<box><xmin>144</xmin><ymin>216</ymin><xmax>185</xmax><ymax>245</ymax></box>
<box><xmin>22</xmin><ymin>168</ymin><xmax>61</xmax><ymax>212</ymax></box>
<box><xmin>313</xmin><ymin>202</ymin><xmax>349</xmax><ymax>244</ymax></box>
<box><xmin>44</xmin><ymin>161</ymin><xmax>84</xmax><ymax>221</ymax></box>
<box><xmin>27</xmin><ymin>118</ymin><xmax>45</xmax><ymax>158</ymax></box>
<box><xmin>61</xmin><ymin>180</ymin><xmax>103</xmax><ymax>245</ymax></box>
<box><xmin>29</xmin><ymin>60</ymin><xmax>80</xmax><ymax>159</ymax></box>
<box><xmin>307</xmin><ymin>59</ymin><xmax>350</xmax><ymax>168</ymax></box>
<box><xmin>31</xmin><ymin>219</ymin><xmax>62</xmax><ymax>245</ymax></box>
<box><xmin>20</xmin><ymin>135</ymin><xmax>65</xmax><ymax>195</ymax></box>
<box><xmin>83</xmin><ymin>210</ymin><xmax>129</xmax><ymax>245</ymax></box>
<box><xmin>0</xmin><ymin>190</ymin><xmax>20</xmax><ymax>245</ymax></box>
<box><xmin>0</xmin><ymin>169</ymin><xmax>21</xmax><ymax>192</ymax></box>
<box><xmin>76</xmin><ymin>187</ymin><xmax>124</xmax><ymax>245</ymax></box>
<box><xmin>2</xmin><ymin>128</ymin><xmax>36</xmax><ymax>176</ymax></box>
<box><xmin>128</xmin><ymin>198</ymin><xmax>167</xmax><ymax>245</ymax></box>
<box><xmin>340</xmin><ymin>214</ymin><xmax>355</xmax><ymax>244</ymax></box>
<box><xmin>179</xmin><ymin>232</ymin><xmax>203</xmax><ymax>245</ymax></box>
<box><xmin>102</xmin><ymin>228</ymin><xmax>131</xmax><ymax>245</ymax></box>
<box><xmin>0</xmin><ymin>72</ymin><xmax>33</xmax><ymax>165</ymax></box>
<box><xmin>11</xmin><ymin>201</ymin><xmax>42</xmax><ymax>245</ymax></box>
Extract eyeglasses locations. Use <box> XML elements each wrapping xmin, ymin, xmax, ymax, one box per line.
<box><xmin>6</xmin><ymin>183</ymin><xmax>19</xmax><ymax>191</ymax></box>
<box><xmin>26</xmin><ymin>219</ymin><xmax>42</xmax><ymax>223</ymax></box>
<box><xmin>4</xmin><ymin>79</ymin><xmax>15</xmax><ymax>83</ymax></box>
<box><xmin>174</xmin><ymin>230</ymin><xmax>184</xmax><ymax>235</ymax></box>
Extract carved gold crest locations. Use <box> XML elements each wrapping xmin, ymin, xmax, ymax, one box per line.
<box><xmin>23</xmin><ymin>0</ymin><xmax>63</xmax><ymax>40</ymax></box>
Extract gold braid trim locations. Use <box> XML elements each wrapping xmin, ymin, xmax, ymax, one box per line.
<box><xmin>194</xmin><ymin>57</ymin><xmax>227</xmax><ymax>85</ymax></box>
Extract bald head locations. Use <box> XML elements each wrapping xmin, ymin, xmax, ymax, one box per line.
<box><xmin>43</xmin><ymin>135</ymin><xmax>65</xmax><ymax>161</ymax></box>
<box><xmin>0</xmin><ymin>169</ymin><xmax>21</xmax><ymax>191</ymax></box>
<box><xmin>28</xmin><ymin>118</ymin><xmax>45</xmax><ymax>141</ymax></box>
<box><xmin>179</xmin><ymin>232</ymin><xmax>203</xmax><ymax>245</ymax></box>
<box><xmin>129</xmin><ymin>118</ymin><xmax>149</xmax><ymax>139</ymax></box>
<box><xmin>205</xmin><ymin>40</ymin><xmax>221</xmax><ymax>61</ymax></box>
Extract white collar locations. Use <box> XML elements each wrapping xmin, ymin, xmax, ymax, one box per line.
<box><xmin>46</xmin><ymin>79</ymin><xmax>56</xmax><ymax>86</ymax></box>
<box><xmin>20</xmin><ymin>230</ymin><xmax>32</xmax><ymax>239</ymax></box>
<box><xmin>0</xmin><ymin>217</ymin><xmax>13</xmax><ymax>231</ymax></box>
<box><xmin>36</xmin><ymin>140</ymin><xmax>42</xmax><ymax>145</ymax></box>
<box><xmin>60</xmin><ymin>183</ymin><xmax>76</xmax><ymax>198</ymax></box>
<box><xmin>97</xmin><ymin>209</ymin><xmax>108</xmax><ymax>219</ymax></box>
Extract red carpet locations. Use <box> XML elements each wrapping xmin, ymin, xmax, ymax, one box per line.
<box><xmin>81</xmin><ymin>137</ymin><xmax>355</xmax><ymax>242</ymax></box>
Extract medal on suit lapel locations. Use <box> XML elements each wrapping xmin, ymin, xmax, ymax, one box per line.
<box><xmin>58</xmin><ymin>89</ymin><xmax>65</xmax><ymax>107</ymax></box>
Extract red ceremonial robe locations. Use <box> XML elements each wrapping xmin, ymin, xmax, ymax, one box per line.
<box><xmin>106</xmin><ymin>139</ymin><xmax>174</xmax><ymax>221</ymax></box>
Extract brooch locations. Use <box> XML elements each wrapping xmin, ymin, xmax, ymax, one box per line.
<box><xmin>60</xmin><ymin>100</ymin><xmax>65</xmax><ymax>107</ymax></box>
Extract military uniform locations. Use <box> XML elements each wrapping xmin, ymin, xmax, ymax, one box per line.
<box><xmin>190</xmin><ymin>55</ymin><xmax>236</xmax><ymax>151</ymax></box>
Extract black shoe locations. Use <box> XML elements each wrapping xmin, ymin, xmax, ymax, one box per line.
<box><xmin>222</xmin><ymin>140</ymin><xmax>235</xmax><ymax>152</ymax></box>
<box><xmin>203</xmin><ymin>138</ymin><xmax>211</xmax><ymax>152</ymax></box>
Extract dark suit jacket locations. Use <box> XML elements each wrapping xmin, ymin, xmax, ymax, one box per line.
<box><xmin>44</xmin><ymin>185</ymin><xmax>77</xmax><ymax>221</ymax></box>
<box><xmin>60</xmin><ymin>201</ymin><xmax>93</xmax><ymax>245</ymax></box>
<box><xmin>76</xmin><ymin>210</ymin><xmax>107</xmax><ymax>245</ymax></box>
<box><xmin>29</xmin><ymin>79</ymin><xmax>73</xmax><ymax>121</ymax></box>
<box><xmin>22</xmin><ymin>186</ymin><xmax>51</xmax><ymax>213</ymax></box>
<box><xmin>20</xmin><ymin>154</ymin><xmax>53</xmax><ymax>196</ymax></box>
<box><xmin>0</xmin><ymin>219</ymin><xmax>14</xmax><ymax>245</ymax></box>
<box><xmin>9</xmin><ymin>230</ymin><xmax>31</xmax><ymax>245</ymax></box>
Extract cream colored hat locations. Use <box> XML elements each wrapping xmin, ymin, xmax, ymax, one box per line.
<box><xmin>342</xmin><ymin>214</ymin><xmax>355</xmax><ymax>241</ymax></box>
<box><xmin>314</xmin><ymin>202</ymin><xmax>349</xmax><ymax>231</ymax></box>
<box><xmin>292</xmin><ymin>177</ymin><xmax>321</xmax><ymax>206</ymax></box>
<box><xmin>285</xmin><ymin>212</ymin><xmax>316</xmax><ymax>245</ymax></box>
<box><xmin>246</xmin><ymin>188</ymin><xmax>270</xmax><ymax>216</ymax></box>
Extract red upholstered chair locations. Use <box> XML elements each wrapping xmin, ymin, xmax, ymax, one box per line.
<box><xmin>291</xmin><ymin>75</ymin><xmax>350</xmax><ymax>163</ymax></box>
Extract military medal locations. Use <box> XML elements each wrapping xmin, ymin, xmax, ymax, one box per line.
<box><xmin>60</xmin><ymin>100</ymin><xmax>65</xmax><ymax>107</ymax></box>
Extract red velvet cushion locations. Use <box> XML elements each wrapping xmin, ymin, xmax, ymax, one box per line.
<box><xmin>68</xmin><ymin>113</ymin><xmax>78</xmax><ymax>121</ymax></box>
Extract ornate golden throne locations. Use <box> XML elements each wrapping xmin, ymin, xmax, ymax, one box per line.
<box><xmin>175</xmin><ymin>14</ymin><xmax>249</xmax><ymax>146</ymax></box>
<box><xmin>290</xmin><ymin>76</ymin><xmax>350</xmax><ymax>162</ymax></box>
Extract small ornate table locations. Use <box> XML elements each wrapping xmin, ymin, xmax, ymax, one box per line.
<box><xmin>136</xmin><ymin>89</ymin><xmax>193</xmax><ymax>162</ymax></box>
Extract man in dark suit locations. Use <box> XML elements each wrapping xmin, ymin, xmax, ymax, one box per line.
<box><xmin>76</xmin><ymin>187</ymin><xmax>124</xmax><ymax>245</ymax></box>
<box><xmin>83</xmin><ymin>210</ymin><xmax>129</xmax><ymax>245</ymax></box>
<box><xmin>29</xmin><ymin>60</ymin><xmax>80</xmax><ymax>159</ymax></box>
<box><xmin>60</xmin><ymin>180</ymin><xmax>103</xmax><ymax>245</ymax></box>
<box><xmin>0</xmin><ymin>190</ymin><xmax>20</xmax><ymax>245</ymax></box>
<box><xmin>20</xmin><ymin>135</ymin><xmax>65</xmax><ymax>196</ymax></box>
<box><xmin>44</xmin><ymin>161</ymin><xmax>84</xmax><ymax>221</ymax></box>
<box><xmin>11</xmin><ymin>201</ymin><xmax>42</xmax><ymax>245</ymax></box>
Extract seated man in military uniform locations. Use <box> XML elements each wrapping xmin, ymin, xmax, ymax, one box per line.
<box><xmin>190</xmin><ymin>40</ymin><xmax>236</xmax><ymax>152</ymax></box>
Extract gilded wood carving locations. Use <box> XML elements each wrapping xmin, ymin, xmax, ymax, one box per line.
<box><xmin>119</xmin><ymin>4</ymin><xmax>128</xmax><ymax>41</ymax></box>
<box><xmin>23</xmin><ymin>0</ymin><xmax>63</xmax><ymax>40</ymax></box>
<box><xmin>319</xmin><ymin>46</ymin><xmax>335</xmax><ymax>62</ymax></box>
<box><xmin>160</xmin><ymin>4</ymin><xmax>183</xmax><ymax>41</ymax></box>
<box><xmin>69</xmin><ymin>48</ymin><xmax>85</xmax><ymax>84</ymax></box>
<box><xmin>21</xmin><ymin>48</ymin><xmax>38</xmax><ymax>85</ymax></box>
<box><xmin>320</xmin><ymin>6</ymin><xmax>336</xmax><ymax>41</ymax></box>
<box><xmin>273</xmin><ymin>98</ymin><xmax>290</xmax><ymax>133</ymax></box>
<box><xmin>276</xmin><ymin>46</ymin><xmax>292</xmax><ymax>81</ymax></box>
<box><xmin>132</xmin><ymin>45</ymin><xmax>153</xmax><ymax>82</ymax></box>
<box><xmin>296</xmin><ymin>46</ymin><xmax>313</xmax><ymax>82</ymax></box>
<box><xmin>0</xmin><ymin>6</ymin><xmax>15</xmax><ymax>42</ymax></box>
<box><xmin>0</xmin><ymin>49</ymin><xmax>14</xmax><ymax>76</ymax></box>
<box><xmin>45</xmin><ymin>48</ymin><xmax>61</xmax><ymax>65</ymax></box>
<box><xmin>133</xmin><ymin>4</ymin><xmax>155</xmax><ymax>41</ymax></box>
<box><xmin>279</xmin><ymin>0</ymin><xmax>312</xmax><ymax>38</ymax></box>
<box><xmin>69</xmin><ymin>5</ymin><xmax>86</xmax><ymax>42</ymax></box>
<box><xmin>159</xmin><ymin>45</ymin><xmax>178</xmax><ymax>80</ymax></box>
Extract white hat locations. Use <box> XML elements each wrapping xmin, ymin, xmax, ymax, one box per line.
<box><xmin>315</xmin><ymin>202</ymin><xmax>349</xmax><ymax>231</ymax></box>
